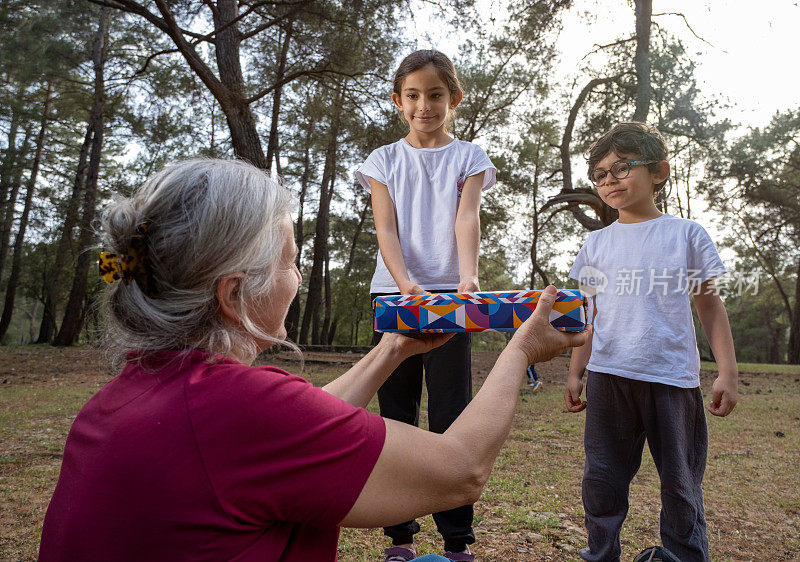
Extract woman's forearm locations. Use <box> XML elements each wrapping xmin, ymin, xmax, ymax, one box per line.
<box><xmin>442</xmin><ymin>345</ymin><xmax>529</xmax><ymax>479</ymax></box>
<box><xmin>321</xmin><ymin>341</ymin><xmax>403</xmax><ymax>408</ymax></box>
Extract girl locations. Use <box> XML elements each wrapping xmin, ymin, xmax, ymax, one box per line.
<box><xmin>356</xmin><ymin>50</ymin><xmax>496</xmax><ymax>562</ymax></box>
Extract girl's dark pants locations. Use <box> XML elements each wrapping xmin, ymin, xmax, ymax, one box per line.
<box><xmin>580</xmin><ymin>371</ymin><xmax>709</xmax><ymax>562</ymax></box>
<box><xmin>371</xmin><ymin>292</ymin><xmax>475</xmax><ymax>553</ymax></box>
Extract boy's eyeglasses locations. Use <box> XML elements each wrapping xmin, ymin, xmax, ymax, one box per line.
<box><xmin>590</xmin><ymin>160</ymin><xmax>656</xmax><ymax>186</ymax></box>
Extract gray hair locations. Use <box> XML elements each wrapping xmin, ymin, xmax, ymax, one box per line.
<box><xmin>101</xmin><ymin>158</ymin><xmax>296</xmax><ymax>364</ymax></box>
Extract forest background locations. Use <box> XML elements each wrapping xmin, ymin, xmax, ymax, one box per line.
<box><xmin>2</xmin><ymin>0</ymin><xmax>799</xmax><ymax>364</ymax></box>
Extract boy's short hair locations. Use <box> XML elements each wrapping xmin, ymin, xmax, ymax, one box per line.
<box><xmin>587</xmin><ymin>122</ymin><xmax>670</xmax><ymax>191</ymax></box>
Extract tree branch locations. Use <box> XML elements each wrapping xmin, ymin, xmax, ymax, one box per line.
<box><xmin>245</xmin><ymin>68</ymin><xmax>384</xmax><ymax>105</ymax></box>
<box><xmin>238</xmin><ymin>0</ymin><xmax>311</xmax><ymax>42</ymax></box>
<box><xmin>87</xmin><ymin>0</ymin><xmax>212</xmax><ymax>42</ymax></box>
<box><xmin>581</xmin><ymin>36</ymin><xmax>636</xmax><ymax>60</ymax></box>
<box><xmin>133</xmin><ymin>47</ymin><xmax>180</xmax><ymax>76</ymax></box>
<box><xmin>652</xmin><ymin>12</ymin><xmax>714</xmax><ymax>47</ymax></box>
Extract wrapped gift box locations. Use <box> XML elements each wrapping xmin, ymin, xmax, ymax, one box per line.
<box><xmin>373</xmin><ymin>289</ymin><xmax>587</xmax><ymax>333</ymax></box>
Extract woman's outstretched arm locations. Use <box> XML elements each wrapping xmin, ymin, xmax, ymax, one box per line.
<box><xmin>340</xmin><ymin>286</ymin><xmax>591</xmax><ymax>528</ymax></box>
<box><xmin>322</xmin><ymin>332</ymin><xmax>453</xmax><ymax>408</ymax></box>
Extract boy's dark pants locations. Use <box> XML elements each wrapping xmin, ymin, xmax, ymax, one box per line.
<box><xmin>581</xmin><ymin>371</ymin><xmax>709</xmax><ymax>562</ymax></box>
<box><xmin>371</xmin><ymin>324</ymin><xmax>475</xmax><ymax>553</ymax></box>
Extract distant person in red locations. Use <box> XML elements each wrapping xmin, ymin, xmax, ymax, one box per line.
<box><xmin>39</xmin><ymin>159</ymin><xmax>588</xmax><ymax>562</ymax></box>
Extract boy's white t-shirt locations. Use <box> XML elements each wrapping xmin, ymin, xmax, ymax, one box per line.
<box><xmin>569</xmin><ymin>214</ymin><xmax>725</xmax><ymax>388</ymax></box>
<box><xmin>356</xmin><ymin>138</ymin><xmax>496</xmax><ymax>293</ymax></box>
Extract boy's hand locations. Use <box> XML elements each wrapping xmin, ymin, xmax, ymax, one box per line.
<box><xmin>708</xmin><ymin>375</ymin><xmax>738</xmax><ymax>417</ymax></box>
<box><xmin>564</xmin><ymin>374</ymin><xmax>587</xmax><ymax>412</ymax></box>
<box><xmin>457</xmin><ymin>277</ymin><xmax>480</xmax><ymax>293</ymax></box>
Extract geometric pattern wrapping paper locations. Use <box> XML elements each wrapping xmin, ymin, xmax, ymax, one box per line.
<box><xmin>373</xmin><ymin>289</ymin><xmax>588</xmax><ymax>333</ymax></box>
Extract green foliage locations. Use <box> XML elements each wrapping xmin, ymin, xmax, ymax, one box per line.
<box><xmin>701</xmin><ymin>109</ymin><xmax>800</xmax><ymax>362</ymax></box>
<box><xmin>725</xmin><ymin>278</ymin><xmax>788</xmax><ymax>364</ymax></box>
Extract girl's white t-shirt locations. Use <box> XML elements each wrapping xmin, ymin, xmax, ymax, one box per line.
<box><xmin>356</xmin><ymin>138</ymin><xmax>496</xmax><ymax>293</ymax></box>
<box><xmin>569</xmin><ymin>214</ymin><xmax>725</xmax><ymax>388</ymax></box>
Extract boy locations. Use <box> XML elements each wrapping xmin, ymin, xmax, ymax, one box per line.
<box><xmin>565</xmin><ymin>122</ymin><xmax>738</xmax><ymax>562</ymax></box>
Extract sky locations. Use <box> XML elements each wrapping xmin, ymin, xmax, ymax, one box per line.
<box><xmin>555</xmin><ymin>0</ymin><xmax>800</xmax><ymax>128</ymax></box>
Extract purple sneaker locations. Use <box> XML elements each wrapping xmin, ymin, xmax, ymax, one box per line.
<box><xmin>443</xmin><ymin>552</ymin><xmax>475</xmax><ymax>561</ymax></box>
<box><xmin>384</xmin><ymin>546</ymin><xmax>416</xmax><ymax>562</ymax></box>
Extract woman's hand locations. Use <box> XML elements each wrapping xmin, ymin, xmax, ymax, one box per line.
<box><xmin>508</xmin><ymin>285</ymin><xmax>591</xmax><ymax>365</ymax></box>
<box><xmin>379</xmin><ymin>331</ymin><xmax>454</xmax><ymax>360</ymax></box>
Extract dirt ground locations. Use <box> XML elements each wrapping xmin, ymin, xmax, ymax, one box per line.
<box><xmin>1</xmin><ymin>346</ymin><xmax>799</xmax><ymax>561</ymax></box>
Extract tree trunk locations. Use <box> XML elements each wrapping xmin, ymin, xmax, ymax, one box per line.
<box><xmin>0</xmin><ymin>105</ymin><xmax>21</xmax><ymax>254</ymax></box>
<box><xmin>212</xmin><ymin>0</ymin><xmax>267</xmax><ymax>168</ymax></box>
<box><xmin>632</xmin><ymin>0</ymin><xmax>653</xmax><ymax>123</ymax></box>
<box><xmin>300</xmin><ymin>85</ymin><xmax>344</xmax><ymax>345</ymax></box>
<box><xmin>320</xmin><ymin>164</ymin><xmax>340</xmax><ymax>345</ymax></box>
<box><xmin>54</xmin><ymin>7</ymin><xmax>108</xmax><ymax>346</ymax></box>
<box><xmin>321</xmin><ymin>245</ymin><xmax>331</xmax><ymax>344</ymax></box>
<box><xmin>36</xmin><ymin>123</ymin><xmax>93</xmax><ymax>343</ymax></box>
<box><xmin>0</xmin><ymin>127</ymin><xmax>32</xmax><ymax>284</ymax></box>
<box><xmin>787</xmin><ymin>257</ymin><xmax>800</xmax><ymax>364</ymax></box>
<box><xmin>328</xmin><ymin>198</ymin><xmax>369</xmax><ymax>345</ymax></box>
<box><xmin>36</xmin><ymin>298</ymin><xmax>57</xmax><ymax>344</ymax></box>
<box><xmin>27</xmin><ymin>300</ymin><xmax>40</xmax><ymax>343</ymax></box>
<box><xmin>528</xmin><ymin>132</ymin><xmax>550</xmax><ymax>288</ymax></box>
<box><xmin>285</xmin><ymin>118</ymin><xmax>314</xmax><ymax>343</ymax></box>
<box><xmin>266</xmin><ymin>22</ymin><xmax>293</xmax><ymax>173</ymax></box>
<box><xmin>345</xmin><ymin>198</ymin><xmax>370</xmax><ymax>278</ymax></box>
<box><xmin>0</xmin><ymin>84</ymin><xmax>53</xmax><ymax>341</ymax></box>
<box><xmin>100</xmin><ymin>2</ymin><xmax>324</xmax><ymax>172</ymax></box>
<box><xmin>770</xmin><ymin>319</ymin><xmax>781</xmax><ymax>364</ymax></box>
<box><xmin>223</xmin><ymin>100</ymin><xmax>267</xmax><ymax>168</ymax></box>
<box><xmin>542</xmin><ymin>75</ymin><xmax>624</xmax><ymax>231</ymax></box>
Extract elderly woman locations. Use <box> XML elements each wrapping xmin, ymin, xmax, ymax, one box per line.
<box><xmin>39</xmin><ymin>159</ymin><xmax>588</xmax><ymax>562</ymax></box>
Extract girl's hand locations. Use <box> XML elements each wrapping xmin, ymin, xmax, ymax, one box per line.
<box><xmin>399</xmin><ymin>281</ymin><xmax>428</xmax><ymax>295</ymax></box>
<box><xmin>380</xmin><ymin>331</ymin><xmax>454</xmax><ymax>359</ymax></box>
<box><xmin>457</xmin><ymin>277</ymin><xmax>480</xmax><ymax>293</ymax></box>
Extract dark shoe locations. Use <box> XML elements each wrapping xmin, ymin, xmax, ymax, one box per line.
<box><xmin>632</xmin><ymin>546</ymin><xmax>682</xmax><ymax>562</ymax></box>
<box><xmin>443</xmin><ymin>552</ymin><xmax>474</xmax><ymax>561</ymax></box>
<box><xmin>384</xmin><ymin>546</ymin><xmax>416</xmax><ymax>562</ymax></box>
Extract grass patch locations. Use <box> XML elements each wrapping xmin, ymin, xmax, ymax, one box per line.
<box><xmin>701</xmin><ymin>361</ymin><xmax>800</xmax><ymax>375</ymax></box>
<box><xmin>1</xmin><ymin>347</ymin><xmax>799</xmax><ymax>560</ymax></box>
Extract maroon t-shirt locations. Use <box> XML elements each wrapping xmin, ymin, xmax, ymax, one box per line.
<box><xmin>39</xmin><ymin>349</ymin><xmax>385</xmax><ymax>561</ymax></box>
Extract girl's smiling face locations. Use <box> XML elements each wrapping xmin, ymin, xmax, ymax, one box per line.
<box><xmin>392</xmin><ymin>64</ymin><xmax>462</xmax><ymax>141</ymax></box>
